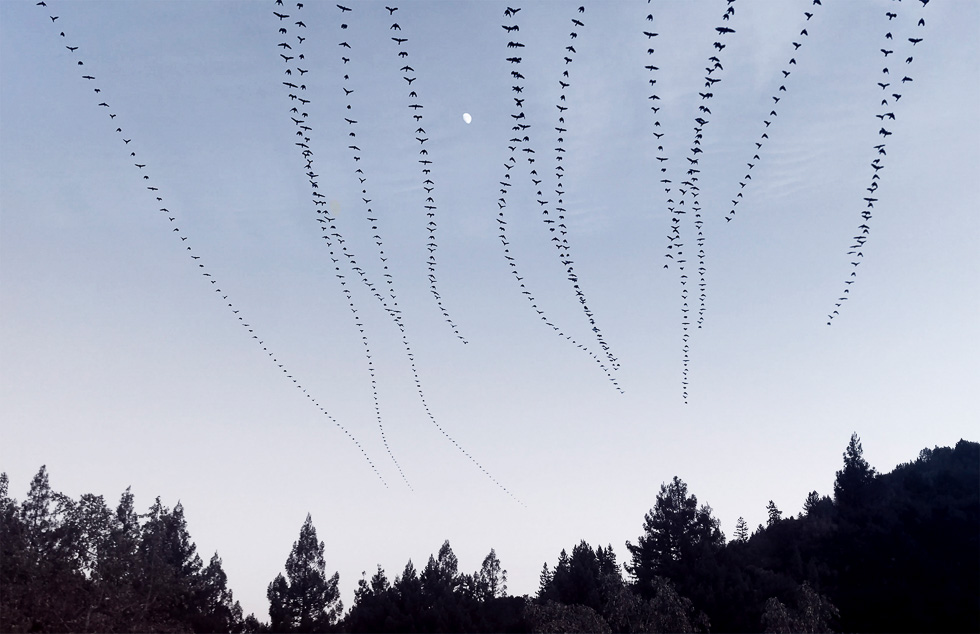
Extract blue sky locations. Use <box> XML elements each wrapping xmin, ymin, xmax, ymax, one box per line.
<box><xmin>2</xmin><ymin>0</ymin><xmax>977</xmax><ymax>619</ymax></box>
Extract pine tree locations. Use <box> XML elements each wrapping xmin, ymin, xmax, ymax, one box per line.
<box><xmin>834</xmin><ymin>432</ymin><xmax>876</xmax><ymax>511</ymax></box>
<box><xmin>421</xmin><ymin>540</ymin><xmax>460</xmax><ymax>602</ymax></box>
<box><xmin>14</xmin><ymin>465</ymin><xmax>88</xmax><ymax>631</ymax></box>
<box><xmin>0</xmin><ymin>471</ymin><xmax>29</xmax><ymax>632</ymax></box>
<box><xmin>537</xmin><ymin>562</ymin><xmax>554</xmax><ymax>601</ymax></box>
<box><xmin>734</xmin><ymin>517</ymin><xmax>749</xmax><ymax>542</ymax></box>
<box><xmin>136</xmin><ymin>498</ymin><xmax>205</xmax><ymax>629</ymax></box>
<box><xmin>766</xmin><ymin>501</ymin><xmax>782</xmax><ymax>526</ymax></box>
<box><xmin>625</xmin><ymin>476</ymin><xmax>724</xmax><ymax>597</ymax></box>
<box><xmin>475</xmin><ymin>548</ymin><xmax>507</xmax><ymax>600</ymax></box>
<box><xmin>344</xmin><ymin>565</ymin><xmax>398</xmax><ymax>633</ymax></box>
<box><xmin>267</xmin><ymin>514</ymin><xmax>342</xmax><ymax>633</ymax></box>
<box><xmin>191</xmin><ymin>553</ymin><xmax>244</xmax><ymax>633</ymax></box>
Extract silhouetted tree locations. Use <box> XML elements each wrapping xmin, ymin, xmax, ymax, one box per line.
<box><xmin>537</xmin><ymin>562</ymin><xmax>554</xmax><ymax>602</ymax></box>
<box><xmin>801</xmin><ymin>491</ymin><xmax>820</xmax><ymax>518</ymax></box>
<box><xmin>0</xmin><ymin>471</ymin><xmax>31</xmax><ymax>632</ymax></box>
<box><xmin>4</xmin><ymin>466</ymin><xmax>90</xmax><ymax>631</ymax></box>
<box><xmin>267</xmin><ymin>514</ymin><xmax>342</xmax><ymax>633</ymax></box>
<box><xmin>625</xmin><ymin>477</ymin><xmax>724</xmax><ymax>599</ymax></box>
<box><xmin>190</xmin><ymin>553</ymin><xmax>245</xmax><ymax>633</ymax></box>
<box><xmin>343</xmin><ymin>566</ymin><xmax>399</xmax><ymax>633</ymax></box>
<box><xmin>766</xmin><ymin>501</ymin><xmax>782</xmax><ymax>526</ymax></box>
<box><xmin>474</xmin><ymin>548</ymin><xmax>507</xmax><ymax>601</ymax></box>
<box><xmin>135</xmin><ymin>498</ymin><xmax>206</xmax><ymax>630</ymax></box>
<box><xmin>833</xmin><ymin>432</ymin><xmax>876</xmax><ymax>512</ymax></box>
<box><xmin>1</xmin><ymin>467</ymin><xmax>246</xmax><ymax>633</ymax></box>
<box><xmin>733</xmin><ymin>517</ymin><xmax>749</xmax><ymax>542</ymax></box>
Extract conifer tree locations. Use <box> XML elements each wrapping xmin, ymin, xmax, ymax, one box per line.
<box><xmin>834</xmin><ymin>432</ymin><xmax>876</xmax><ymax>510</ymax></box>
<box><xmin>766</xmin><ymin>501</ymin><xmax>782</xmax><ymax>526</ymax></box>
<box><xmin>267</xmin><ymin>514</ymin><xmax>342</xmax><ymax>633</ymax></box>
<box><xmin>625</xmin><ymin>477</ymin><xmax>724</xmax><ymax>597</ymax></box>
<box><xmin>136</xmin><ymin>498</ymin><xmax>204</xmax><ymax>629</ymax></box>
<box><xmin>475</xmin><ymin>548</ymin><xmax>507</xmax><ymax>600</ymax></box>
<box><xmin>733</xmin><ymin>517</ymin><xmax>749</xmax><ymax>542</ymax></box>
<box><xmin>191</xmin><ymin>553</ymin><xmax>245</xmax><ymax>633</ymax></box>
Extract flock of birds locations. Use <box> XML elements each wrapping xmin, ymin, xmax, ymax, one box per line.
<box><xmin>270</xmin><ymin>1</ymin><xmax>521</xmax><ymax>500</ymax></box>
<box><xmin>653</xmin><ymin>0</ymin><xmax>740</xmax><ymax>404</ymax></box>
<box><xmin>824</xmin><ymin>1</ymin><xmax>928</xmax><ymax>326</ymax></box>
<box><xmin>31</xmin><ymin>0</ymin><xmax>933</xmax><ymax>500</ymax></box>
<box><xmin>495</xmin><ymin>5</ymin><xmax>623</xmax><ymax>393</ymax></box>
<box><xmin>722</xmin><ymin>3</ymin><xmax>824</xmax><ymax>226</ymax></box>
<box><xmin>30</xmin><ymin>0</ymin><xmax>393</xmax><ymax>489</ymax></box>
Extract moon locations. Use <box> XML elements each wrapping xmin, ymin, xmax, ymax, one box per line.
<box><xmin>462</xmin><ymin>112</ymin><xmax>472</xmax><ymax>124</ymax></box>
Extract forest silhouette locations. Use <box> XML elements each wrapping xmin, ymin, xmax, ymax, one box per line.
<box><xmin>2</xmin><ymin>434</ymin><xmax>977</xmax><ymax>633</ymax></box>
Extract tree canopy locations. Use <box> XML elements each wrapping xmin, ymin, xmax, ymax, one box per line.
<box><xmin>2</xmin><ymin>436</ymin><xmax>976</xmax><ymax>632</ymax></box>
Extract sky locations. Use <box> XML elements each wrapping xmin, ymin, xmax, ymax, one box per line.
<box><xmin>1</xmin><ymin>0</ymin><xmax>978</xmax><ymax>620</ymax></box>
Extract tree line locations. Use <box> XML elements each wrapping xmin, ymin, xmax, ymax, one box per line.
<box><xmin>2</xmin><ymin>434</ymin><xmax>976</xmax><ymax>632</ymax></box>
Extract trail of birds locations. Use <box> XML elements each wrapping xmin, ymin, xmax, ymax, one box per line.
<box><xmin>546</xmin><ymin>6</ymin><xmax>621</xmax><ymax>373</ymax></box>
<box><xmin>644</xmin><ymin>6</ymin><xmax>672</xmax><ymax>266</ymax></box>
<box><xmin>272</xmin><ymin>1</ymin><xmax>411</xmax><ymax>490</ymax></box>
<box><xmin>334</xmin><ymin>5</ymin><xmax>410</xmax><ymax>333</ymax></box>
<box><xmin>724</xmin><ymin>0</ymin><xmax>825</xmax><ymax>225</ymax></box>
<box><xmin>335</xmin><ymin>4</ymin><xmax>523</xmax><ymax>504</ymax></box>
<box><xmin>34</xmin><ymin>0</ymin><xmax>389</xmax><ymax>489</ymax></box>
<box><xmin>662</xmin><ymin>0</ymin><xmax>739</xmax><ymax>404</ymax></box>
<box><xmin>497</xmin><ymin>5</ymin><xmax>623</xmax><ymax>393</ymax></box>
<box><xmin>826</xmin><ymin>0</ymin><xmax>929</xmax><ymax>326</ymax></box>
<box><xmin>381</xmin><ymin>6</ymin><xmax>468</xmax><ymax>345</ymax></box>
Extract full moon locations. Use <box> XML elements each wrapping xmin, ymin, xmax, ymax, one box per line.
<box><xmin>462</xmin><ymin>112</ymin><xmax>472</xmax><ymax>124</ymax></box>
